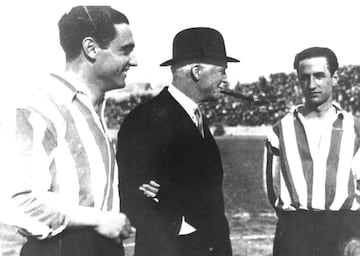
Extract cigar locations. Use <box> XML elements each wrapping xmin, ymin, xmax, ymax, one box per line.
<box><xmin>219</xmin><ymin>88</ymin><xmax>267</xmax><ymax>106</ymax></box>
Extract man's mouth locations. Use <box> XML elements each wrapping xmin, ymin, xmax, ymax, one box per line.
<box><xmin>121</xmin><ymin>69</ymin><xmax>129</xmax><ymax>77</ymax></box>
<box><xmin>309</xmin><ymin>92</ymin><xmax>320</xmax><ymax>97</ymax></box>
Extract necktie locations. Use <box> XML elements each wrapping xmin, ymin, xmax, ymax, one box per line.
<box><xmin>194</xmin><ymin>108</ymin><xmax>204</xmax><ymax>137</ymax></box>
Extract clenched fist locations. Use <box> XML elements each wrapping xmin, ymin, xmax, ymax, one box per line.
<box><xmin>94</xmin><ymin>211</ymin><xmax>135</xmax><ymax>242</ymax></box>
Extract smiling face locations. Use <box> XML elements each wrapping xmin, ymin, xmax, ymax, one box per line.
<box><xmin>94</xmin><ymin>23</ymin><xmax>138</xmax><ymax>92</ymax></box>
<box><xmin>297</xmin><ymin>56</ymin><xmax>337</xmax><ymax>109</ymax></box>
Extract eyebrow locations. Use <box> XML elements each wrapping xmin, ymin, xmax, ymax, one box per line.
<box><xmin>300</xmin><ymin>71</ymin><xmax>326</xmax><ymax>77</ymax></box>
<box><xmin>120</xmin><ymin>43</ymin><xmax>135</xmax><ymax>51</ymax></box>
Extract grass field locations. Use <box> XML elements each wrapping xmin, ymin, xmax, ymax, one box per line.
<box><xmin>124</xmin><ymin>135</ymin><xmax>277</xmax><ymax>256</ymax></box>
<box><xmin>217</xmin><ymin>135</ymin><xmax>276</xmax><ymax>256</ymax></box>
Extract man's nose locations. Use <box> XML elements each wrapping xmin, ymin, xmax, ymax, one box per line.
<box><xmin>129</xmin><ymin>52</ymin><xmax>138</xmax><ymax>67</ymax></box>
<box><xmin>222</xmin><ymin>74</ymin><xmax>229</xmax><ymax>85</ymax></box>
<box><xmin>309</xmin><ymin>76</ymin><xmax>317</xmax><ymax>89</ymax></box>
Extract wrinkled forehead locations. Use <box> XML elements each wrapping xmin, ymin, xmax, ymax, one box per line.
<box><xmin>172</xmin><ymin>58</ymin><xmax>227</xmax><ymax>70</ymax></box>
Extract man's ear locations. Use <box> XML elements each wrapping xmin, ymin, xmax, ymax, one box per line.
<box><xmin>82</xmin><ymin>37</ymin><xmax>98</xmax><ymax>60</ymax></box>
<box><xmin>332</xmin><ymin>70</ymin><xmax>339</xmax><ymax>87</ymax></box>
<box><xmin>190</xmin><ymin>64</ymin><xmax>201</xmax><ymax>82</ymax></box>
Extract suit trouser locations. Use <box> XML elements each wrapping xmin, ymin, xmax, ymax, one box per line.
<box><xmin>178</xmin><ymin>231</ymin><xmax>233</xmax><ymax>256</ymax></box>
<box><xmin>134</xmin><ymin>230</ymin><xmax>229</xmax><ymax>256</ymax></box>
<box><xmin>178</xmin><ymin>232</ymin><xmax>213</xmax><ymax>256</ymax></box>
<box><xmin>273</xmin><ymin>210</ymin><xmax>360</xmax><ymax>256</ymax></box>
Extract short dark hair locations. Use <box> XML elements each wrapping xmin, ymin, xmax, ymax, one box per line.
<box><xmin>293</xmin><ymin>47</ymin><xmax>339</xmax><ymax>76</ymax></box>
<box><xmin>58</xmin><ymin>6</ymin><xmax>129</xmax><ymax>61</ymax></box>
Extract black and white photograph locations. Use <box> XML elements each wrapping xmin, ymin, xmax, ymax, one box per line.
<box><xmin>2</xmin><ymin>0</ymin><xmax>360</xmax><ymax>255</ymax></box>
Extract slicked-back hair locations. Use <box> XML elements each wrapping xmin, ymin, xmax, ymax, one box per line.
<box><xmin>293</xmin><ymin>47</ymin><xmax>339</xmax><ymax>76</ymax></box>
<box><xmin>58</xmin><ymin>6</ymin><xmax>129</xmax><ymax>62</ymax></box>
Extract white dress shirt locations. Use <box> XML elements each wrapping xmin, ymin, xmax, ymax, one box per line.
<box><xmin>166</xmin><ymin>84</ymin><xmax>198</xmax><ymax>235</ymax></box>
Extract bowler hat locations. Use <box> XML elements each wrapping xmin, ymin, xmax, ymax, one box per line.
<box><xmin>160</xmin><ymin>27</ymin><xmax>239</xmax><ymax>66</ymax></box>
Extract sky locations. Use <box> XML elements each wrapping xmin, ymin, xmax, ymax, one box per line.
<box><xmin>3</xmin><ymin>0</ymin><xmax>360</xmax><ymax>91</ymax></box>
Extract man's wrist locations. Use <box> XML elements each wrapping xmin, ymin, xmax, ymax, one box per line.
<box><xmin>66</xmin><ymin>206</ymin><xmax>102</xmax><ymax>228</ymax></box>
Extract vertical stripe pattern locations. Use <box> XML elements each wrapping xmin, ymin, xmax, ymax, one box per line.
<box><xmin>0</xmin><ymin>74</ymin><xmax>119</xmax><ymax>255</ymax></box>
<box><xmin>266</xmin><ymin>105</ymin><xmax>360</xmax><ymax>211</ymax></box>
<box><xmin>325</xmin><ymin>117</ymin><xmax>343</xmax><ymax>208</ymax></box>
<box><xmin>277</xmin><ymin>122</ymin><xmax>301</xmax><ymax>208</ymax></box>
<box><xmin>293</xmin><ymin>115</ymin><xmax>313</xmax><ymax>209</ymax></box>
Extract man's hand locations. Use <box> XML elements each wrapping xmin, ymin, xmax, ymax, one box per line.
<box><xmin>139</xmin><ymin>180</ymin><xmax>160</xmax><ymax>202</ymax></box>
<box><xmin>94</xmin><ymin>212</ymin><xmax>135</xmax><ymax>242</ymax></box>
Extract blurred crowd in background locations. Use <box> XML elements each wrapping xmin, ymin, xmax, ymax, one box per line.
<box><xmin>105</xmin><ymin>65</ymin><xmax>360</xmax><ymax>135</ymax></box>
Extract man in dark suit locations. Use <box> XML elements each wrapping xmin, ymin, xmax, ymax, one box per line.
<box><xmin>116</xmin><ymin>27</ymin><xmax>239</xmax><ymax>256</ymax></box>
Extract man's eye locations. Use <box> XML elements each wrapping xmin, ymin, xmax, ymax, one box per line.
<box><xmin>118</xmin><ymin>49</ymin><xmax>129</xmax><ymax>55</ymax></box>
<box><xmin>299</xmin><ymin>75</ymin><xmax>308</xmax><ymax>81</ymax></box>
<box><xmin>122</xmin><ymin>48</ymin><xmax>132</xmax><ymax>55</ymax></box>
<box><xmin>119</xmin><ymin>45</ymin><xmax>134</xmax><ymax>55</ymax></box>
<box><xmin>314</xmin><ymin>74</ymin><xmax>325</xmax><ymax>79</ymax></box>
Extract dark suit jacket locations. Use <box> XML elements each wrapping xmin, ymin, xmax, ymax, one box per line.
<box><xmin>116</xmin><ymin>88</ymin><xmax>232</xmax><ymax>256</ymax></box>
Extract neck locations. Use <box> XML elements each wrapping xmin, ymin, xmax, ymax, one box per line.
<box><xmin>301</xmin><ymin>101</ymin><xmax>334</xmax><ymax>119</ymax></box>
<box><xmin>173</xmin><ymin>81</ymin><xmax>200</xmax><ymax>105</ymax></box>
<box><xmin>65</xmin><ymin>61</ymin><xmax>105</xmax><ymax>110</ymax></box>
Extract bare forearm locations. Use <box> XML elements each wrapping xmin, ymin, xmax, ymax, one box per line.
<box><xmin>66</xmin><ymin>207</ymin><xmax>133</xmax><ymax>241</ymax></box>
<box><xmin>6</xmin><ymin>191</ymin><xmax>133</xmax><ymax>241</ymax></box>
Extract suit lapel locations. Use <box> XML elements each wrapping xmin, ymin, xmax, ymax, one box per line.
<box><xmin>158</xmin><ymin>88</ymin><xmax>207</xmax><ymax>139</ymax></box>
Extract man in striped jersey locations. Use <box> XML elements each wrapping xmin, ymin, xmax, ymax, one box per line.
<box><xmin>265</xmin><ymin>47</ymin><xmax>360</xmax><ymax>256</ymax></box>
<box><xmin>0</xmin><ymin>6</ymin><xmax>137</xmax><ymax>256</ymax></box>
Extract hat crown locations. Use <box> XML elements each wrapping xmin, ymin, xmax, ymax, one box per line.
<box><xmin>173</xmin><ymin>27</ymin><xmax>226</xmax><ymax>59</ymax></box>
<box><xmin>160</xmin><ymin>27</ymin><xmax>239</xmax><ymax>66</ymax></box>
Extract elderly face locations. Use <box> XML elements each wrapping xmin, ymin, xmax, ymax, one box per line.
<box><xmin>94</xmin><ymin>23</ymin><xmax>138</xmax><ymax>92</ymax></box>
<box><xmin>297</xmin><ymin>57</ymin><xmax>337</xmax><ymax>108</ymax></box>
<box><xmin>197</xmin><ymin>61</ymin><xmax>228</xmax><ymax>102</ymax></box>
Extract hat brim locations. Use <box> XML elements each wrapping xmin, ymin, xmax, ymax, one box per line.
<box><xmin>160</xmin><ymin>56</ymin><xmax>240</xmax><ymax>66</ymax></box>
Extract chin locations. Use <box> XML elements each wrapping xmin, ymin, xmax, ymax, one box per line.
<box><xmin>306</xmin><ymin>100</ymin><xmax>323</xmax><ymax>108</ymax></box>
<box><xmin>212</xmin><ymin>92</ymin><xmax>222</xmax><ymax>100</ymax></box>
<box><xmin>114</xmin><ymin>81</ymin><xmax>126</xmax><ymax>89</ymax></box>
<box><xmin>202</xmin><ymin>95</ymin><xmax>220</xmax><ymax>103</ymax></box>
